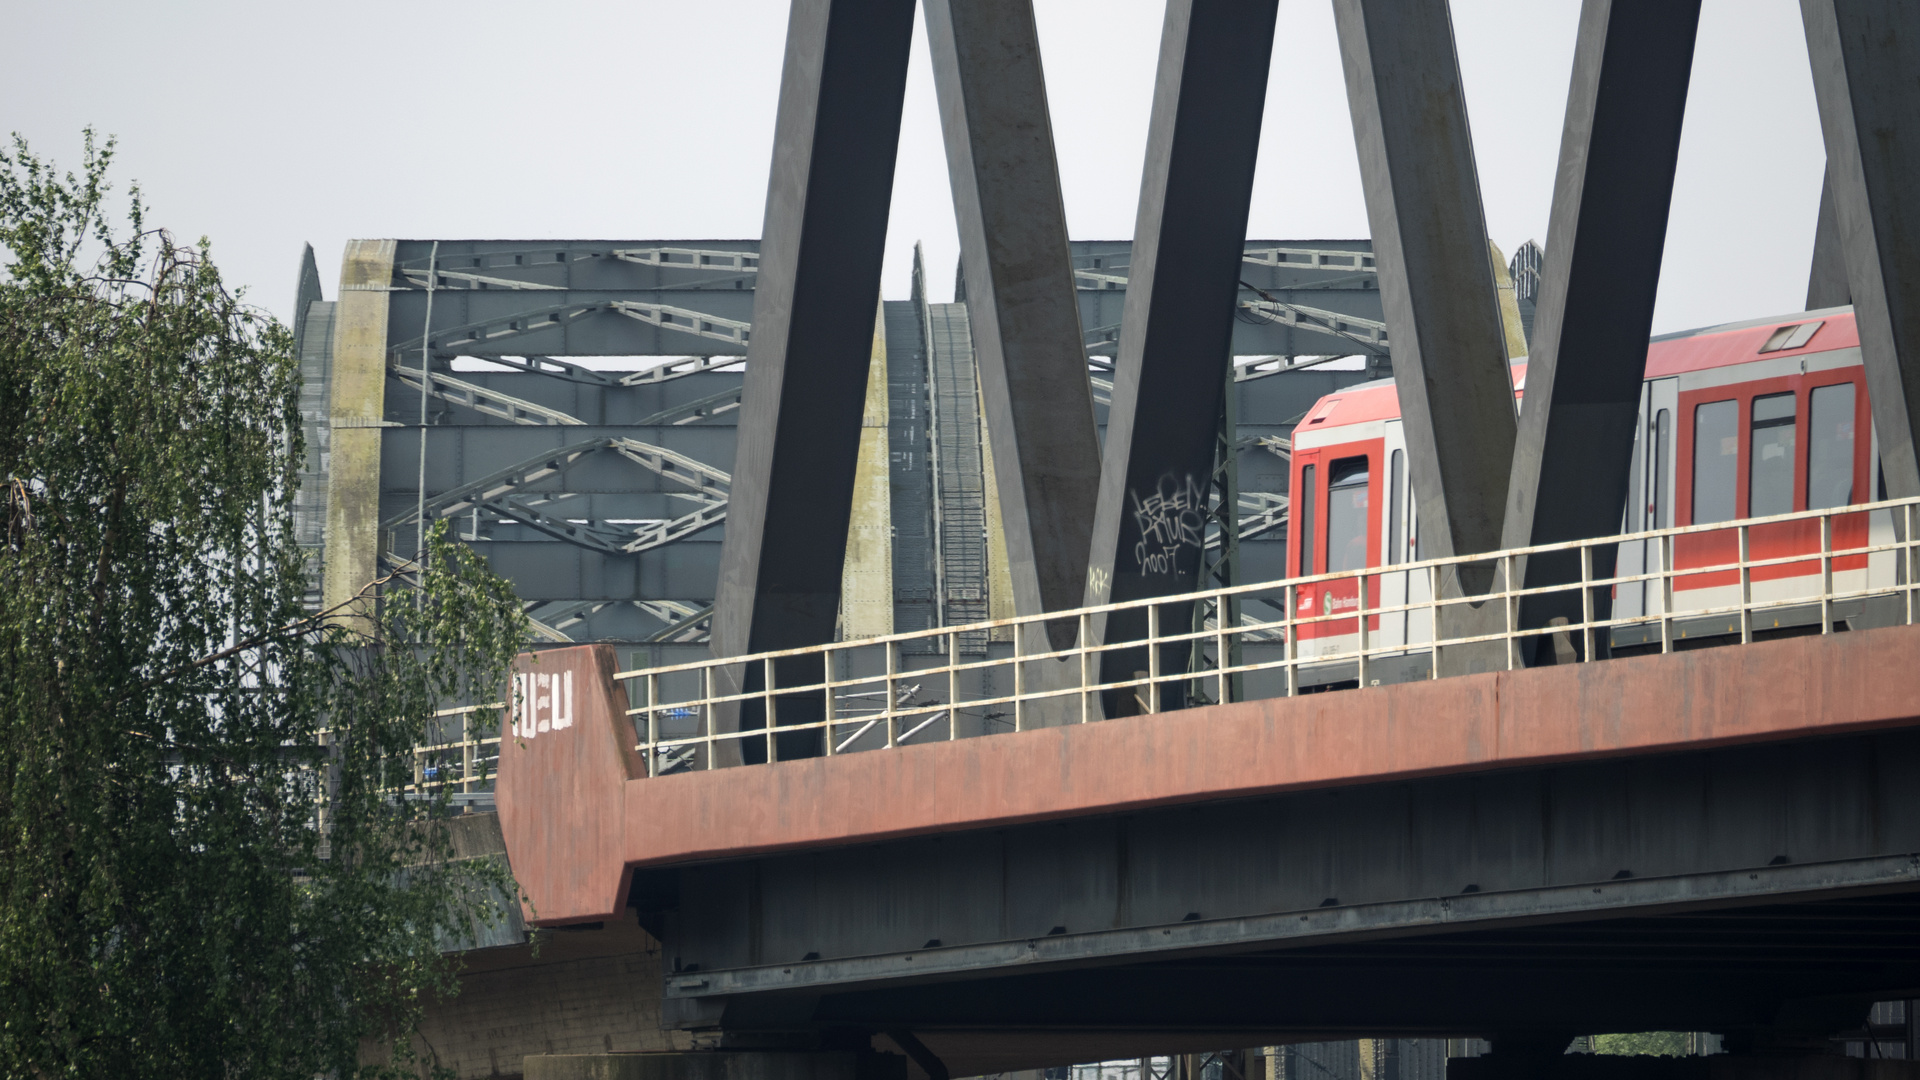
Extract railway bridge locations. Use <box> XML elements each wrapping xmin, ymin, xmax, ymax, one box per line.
<box><xmin>295</xmin><ymin>0</ymin><xmax>1920</xmax><ymax>1076</ymax></box>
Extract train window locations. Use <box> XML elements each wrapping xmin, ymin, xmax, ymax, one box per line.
<box><xmin>1297</xmin><ymin>465</ymin><xmax>1317</xmax><ymax>576</ymax></box>
<box><xmin>1749</xmin><ymin>393</ymin><xmax>1797</xmax><ymax>517</ymax></box>
<box><xmin>1653</xmin><ymin>409</ymin><xmax>1671</xmax><ymax>527</ymax></box>
<box><xmin>1387</xmin><ymin>449</ymin><xmax>1406</xmax><ymax>565</ymax></box>
<box><xmin>1693</xmin><ymin>400</ymin><xmax>1738</xmax><ymax>524</ymax></box>
<box><xmin>1327</xmin><ymin>457</ymin><xmax>1371</xmax><ymax>573</ymax></box>
<box><xmin>1807</xmin><ymin>383</ymin><xmax>1856</xmax><ymax>509</ymax></box>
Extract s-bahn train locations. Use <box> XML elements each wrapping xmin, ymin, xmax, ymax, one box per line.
<box><xmin>1281</xmin><ymin>305</ymin><xmax>1904</xmax><ymax>686</ymax></box>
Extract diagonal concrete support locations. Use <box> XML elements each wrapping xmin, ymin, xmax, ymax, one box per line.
<box><xmin>1499</xmin><ymin>0</ymin><xmax>1702</xmax><ymax>653</ymax></box>
<box><xmin>710</xmin><ymin>0</ymin><xmax>915</xmax><ymax>761</ymax></box>
<box><xmin>1082</xmin><ymin>0</ymin><xmax>1281</xmax><ymax>710</ymax></box>
<box><xmin>1333</xmin><ymin>0</ymin><xmax>1515</xmax><ymax>672</ymax></box>
<box><xmin>924</xmin><ymin>0</ymin><xmax>1104</xmax><ymax>657</ymax></box>
<box><xmin>1801</xmin><ymin>0</ymin><xmax>1920</xmax><ymax>498</ymax></box>
<box><xmin>1807</xmin><ymin>169</ymin><xmax>1852</xmax><ymax>310</ymax></box>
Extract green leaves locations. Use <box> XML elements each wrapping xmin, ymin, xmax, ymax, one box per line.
<box><xmin>0</xmin><ymin>134</ymin><xmax>527</xmax><ymax>1080</ymax></box>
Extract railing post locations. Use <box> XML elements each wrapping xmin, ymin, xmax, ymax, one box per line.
<box><xmin>703</xmin><ymin>665</ymin><xmax>717</xmax><ymax>770</ymax></box>
<box><xmin>884</xmin><ymin>640</ymin><xmax>899</xmax><ymax>748</ymax></box>
<box><xmin>1820</xmin><ymin>513</ymin><xmax>1834</xmax><ymax>633</ymax></box>
<box><xmin>822</xmin><ymin>648</ymin><xmax>837</xmax><ymax>756</ymax></box>
<box><xmin>1079</xmin><ymin>613</ymin><xmax>1093</xmax><ymax>724</ymax></box>
<box><xmin>1503</xmin><ymin>554</ymin><xmax>1518</xmax><ymax>671</ymax></box>
<box><xmin>947</xmin><ymin>631</ymin><xmax>964</xmax><ymax>738</ymax></box>
<box><xmin>1356</xmin><ymin>570</ymin><xmax>1371</xmax><ymax>687</ymax></box>
<box><xmin>1427</xmin><ymin>564</ymin><xmax>1441</xmax><ymax>680</ymax></box>
<box><xmin>1012</xmin><ymin>624</ymin><xmax>1026</xmax><ymax>732</ymax></box>
<box><xmin>1738</xmin><ymin>523</ymin><xmax>1753</xmax><ymax>645</ymax></box>
<box><xmin>1214</xmin><ymin>591</ymin><xmax>1231</xmax><ymax>706</ymax></box>
<box><xmin>763</xmin><ymin>657</ymin><xmax>778</xmax><ymax>763</ymax></box>
<box><xmin>1659</xmin><ymin>534</ymin><xmax>1675</xmax><ymax>654</ymax></box>
<box><xmin>1578</xmin><ymin>543</ymin><xmax>1597</xmax><ymax>662</ymax></box>
<box><xmin>646</xmin><ymin>672</ymin><xmax>660</xmax><ymax>777</ymax></box>
<box><xmin>1284</xmin><ymin>583</ymin><xmax>1300</xmax><ymax>696</ymax></box>
<box><xmin>1146</xmin><ymin>602</ymin><xmax>1162</xmax><ymax>714</ymax></box>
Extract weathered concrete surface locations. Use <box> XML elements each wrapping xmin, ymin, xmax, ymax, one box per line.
<box><xmin>321</xmin><ymin>238</ymin><xmax>396</xmax><ymax>623</ymax></box>
<box><xmin>498</xmin><ymin>625</ymin><xmax>1920</xmax><ymax>926</ymax></box>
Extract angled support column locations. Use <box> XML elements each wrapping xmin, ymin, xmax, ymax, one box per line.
<box><xmin>1802</xmin><ymin>0</ymin><xmax>1920</xmax><ymax>498</ymax></box>
<box><xmin>1499</xmin><ymin>0</ymin><xmax>1701</xmax><ymax>655</ymax></box>
<box><xmin>1333</xmin><ymin>0</ymin><xmax>1515</xmax><ymax>672</ymax></box>
<box><xmin>1807</xmin><ymin>170</ymin><xmax>1852</xmax><ymax>310</ymax></box>
<box><xmin>710</xmin><ymin>0</ymin><xmax>915</xmax><ymax>762</ymax></box>
<box><xmin>924</xmin><ymin>0</ymin><xmax>1103</xmax><ymax>658</ymax></box>
<box><xmin>1082</xmin><ymin>0</ymin><xmax>1282</xmax><ymax>711</ymax></box>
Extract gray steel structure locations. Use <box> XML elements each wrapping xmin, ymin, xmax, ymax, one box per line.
<box><xmin>290</xmin><ymin>238</ymin><xmax>1380</xmax><ymax>662</ymax></box>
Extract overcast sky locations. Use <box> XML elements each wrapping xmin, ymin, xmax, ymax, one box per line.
<box><xmin>4</xmin><ymin>0</ymin><xmax>1826</xmax><ymax>338</ymax></box>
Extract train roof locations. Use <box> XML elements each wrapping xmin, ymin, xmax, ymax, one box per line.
<box><xmin>1294</xmin><ymin>306</ymin><xmax>1860</xmax><ymax>435</ymax></box>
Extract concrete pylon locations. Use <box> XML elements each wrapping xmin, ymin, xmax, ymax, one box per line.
<box><xmin>1498</xmin><ymin>0</ymin><xmax>1702</xmax><ymax>658</ymax></box>
<box><xmin>1082</xmin><ymin>0</ymin><xmax>1281</xmax><ymax>715</ymax></box>
<box><xmin>1332</xmin><ymin>0</ymin><xmax>1515</xmax><ymax>673</ymax></box>
<box><xmin>1801</xmin><ymin>0</ymin><xmax>1920</xmax><ymax>499</ymax></box>
<box><xmin>709</xmin><ymin>0</ymin><xmax>916</xmax><ymax>763</ymax></box>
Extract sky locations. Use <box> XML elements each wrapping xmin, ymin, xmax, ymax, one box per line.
<box><xmin>2</xmin><ymin>0</ymin><xmax>1826</xmax><ymax>338</ymax></box>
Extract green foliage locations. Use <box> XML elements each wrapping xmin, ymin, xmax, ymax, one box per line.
<box><xmin>1590</xmin><ymin>1032</ymin><xmax>1694</xmax><ymax>1057</ymax></box>
<box><xmin>0</xmin><ymin>131</ymin><xmax>528</xmax><ymax>1079</ymax></box>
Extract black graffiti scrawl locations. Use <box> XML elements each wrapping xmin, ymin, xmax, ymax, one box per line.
<box><xmin>1130</xmin><ymin>474</ymin><xmax>1206</xmax><ymax>576</ymax></box>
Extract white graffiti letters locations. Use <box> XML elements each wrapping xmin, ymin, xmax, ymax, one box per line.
<box><xmin>1130</xmin><ymin>474</ymin><xmax>1206</xmax><ymax>576</ymax></box>
<box><xmin>510</xmin><ymin>670</ymin><xmax>575</xmax><ymax>738</ymax></box>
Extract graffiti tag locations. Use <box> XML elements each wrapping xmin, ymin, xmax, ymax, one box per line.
<box><xmin>1130</xmin><ymin>474</ymin><xmax>1207</xmax><ymax>576</ymax></box>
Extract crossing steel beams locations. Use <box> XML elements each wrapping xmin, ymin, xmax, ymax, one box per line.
<box><xmin>1084</xmin><ymin>0</ymin><xmax>1281</xmax><ymax>706</ymax></box>
<box><xmin>1801</xmin><ymin>0</ymin><xmax>1920</xmax><ymax>499</ymax></box>
<box><xmin>710</xmin><ymin>0</ymin><xmax>915</xmax><ymax>758</ymax></box>
<box><xmin>1499</xmin><ymin>0</ymin><xmax>1702</xmax><ymax>643</ymax></box>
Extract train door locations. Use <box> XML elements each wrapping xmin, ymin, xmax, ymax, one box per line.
<box><xmin>1617</xmin><ymin>378</ymin><xmax>1676</xmax><ymax>620</ymax></box>
<box><xmin>1288</xmin><ymin>438</ymin><xmax>1383</xmax><ymax>661</ymax></box>
<box><xmin>1374</xmin><ymin>420</ymin><xmax>1430</xmax><ymax>650</ymax></box>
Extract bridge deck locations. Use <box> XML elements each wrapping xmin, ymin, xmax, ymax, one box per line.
<box><xmin>497</xmin><ymin>623</ymin><xmax>1920</xmax><ymax>927</ymax></box>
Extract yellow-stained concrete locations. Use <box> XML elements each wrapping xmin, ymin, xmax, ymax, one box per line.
<box><xmin>322</xmin><ymin>239</ymin><xmax>397</xmax><ymax>625</ymax></box>
<box><xmin>838</xmin><ymin>300</ymin><xmax>893</xmax><ymax>640</ymax></box>
<box><xmin>1490</xmin><ymin>240</ymin><xmax>1528</xmax><ymax>361</ymax></box>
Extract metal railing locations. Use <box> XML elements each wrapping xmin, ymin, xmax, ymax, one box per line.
<box><xmin>617</xmin><ymin>497</ymin><xmax>1920</xmax><ymax>775</ymax></box>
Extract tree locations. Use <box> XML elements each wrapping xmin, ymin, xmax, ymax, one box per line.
<box><xmin>1590</xmin><ymin>1032</ymin><xmax>1693</xmax><ymax>1057</ymax></box>
<box><xmin>0</xmin><ymin>131</ymin><xmax>528</xmax><ymax>1078</ymax></box>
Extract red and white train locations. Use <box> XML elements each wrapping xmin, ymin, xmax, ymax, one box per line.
<box><xmin>1283</xmin><ymin>305</ymin><xmax>1902</xmax><ymax>679</ymax></box>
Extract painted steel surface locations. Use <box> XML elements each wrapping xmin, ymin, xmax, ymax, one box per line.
<box><xmin>498</xmin><ymin>624</ymin><xmax>1920</xmax><ymax>927</ymax></box>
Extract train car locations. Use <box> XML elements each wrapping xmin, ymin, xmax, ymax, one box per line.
<box><xmin>1280</xmin><ymin>304</ymin><xmax>1901</xmax><ymax>687</ymax></box>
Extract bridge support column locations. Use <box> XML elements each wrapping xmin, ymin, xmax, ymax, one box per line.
<box><xmin>1498</xmin><ymin>0</ymin><xmax>1701</xmax><ymax>660</ymax></box>
<box><xmin>1083</xmin><ymin>0</ymin><xmax>1281</xmax><ymax>714</ymax></box>
<box><xmin>1332</xmin><ymin>0</ymin><xmax>1516</xmax><ymax>674</ymax></box>
<box><xmin>709</xmin><ymin>0</ymin><xmax>915</xmax><ymax>762</ymax></box>
<box><xmin>924</xmin><ymin>0</ymin><xmax>1104</xmax><ymax>693</ymax></box>
<box><xmin>525</xmin><ymin>1052</ymin><xmax>907</xmax><ymax>1080</ymax></box>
